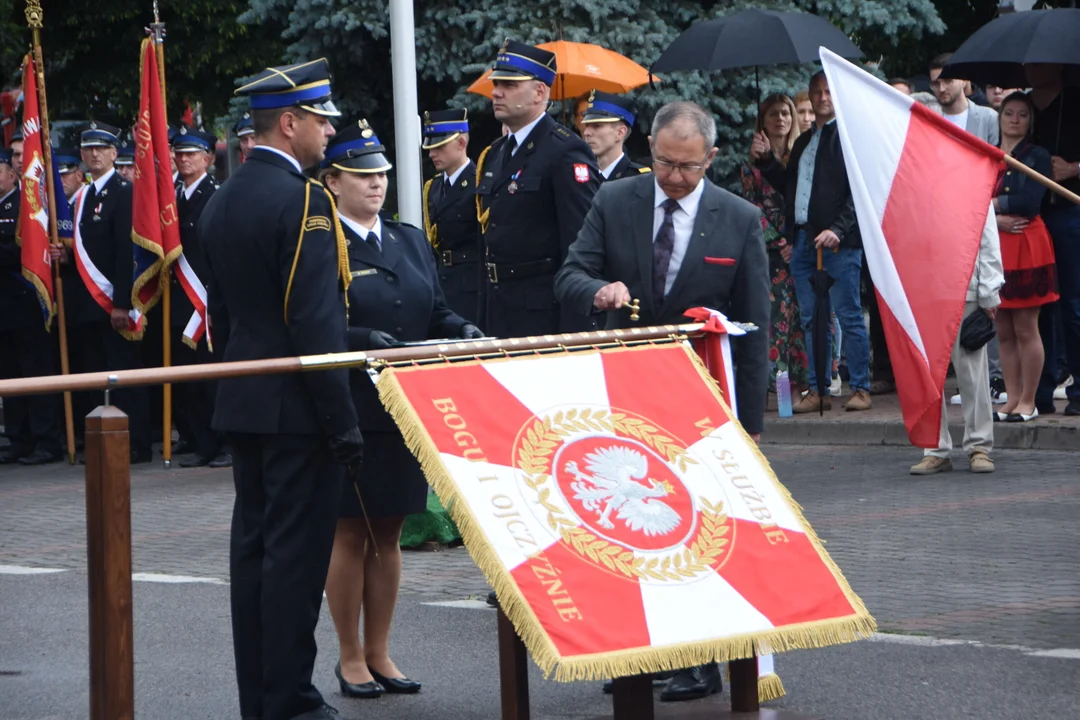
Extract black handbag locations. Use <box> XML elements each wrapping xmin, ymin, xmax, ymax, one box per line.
<box><xmin>959</xmin><ymin>309</ymin><xmax>995</xmax><ymax>351</ymax></box>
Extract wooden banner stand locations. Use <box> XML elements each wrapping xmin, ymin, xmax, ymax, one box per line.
<box><xmin>84</xmin><ymin>405</ymin><xmax>135</xmax><ymax>720</ymax></box>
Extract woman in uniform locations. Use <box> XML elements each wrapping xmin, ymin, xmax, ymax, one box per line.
<box><xmin>320</xmin><ymin>119</ymin><xmax>483</xmax><ymax>699</ymax></box>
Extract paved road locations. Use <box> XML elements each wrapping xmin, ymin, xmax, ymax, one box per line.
<box><xmin>2</xmin><ymin>445</ymin><xmax>1078</xmax><ymax>718</ymax></box>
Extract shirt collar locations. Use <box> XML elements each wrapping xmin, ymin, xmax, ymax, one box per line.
<box><xmin>183</xmin><ymin>173</ymin><xmax>208</xmax><ymax>200</ymax></box>
<box><xmin>510</xmin><ymin>113</ymin><xmax>546</xmax><ymax>151</ymax></box>
<box><xmin>654</xmin><ymin>177</ymin><xmax>705</xmax><ymax>216</ymax></box>
<box><xmin>339</xmin><ymin>213</ymin><xmax>381</xmax><ymax>243</ymax></box>
<box><xmin>445</xmin><ymin>160</ymin><xmax>470</xmax><ymax>186</ymax></box>
<box><xmin>253</xmin><ymin>144</ymin><xmax>302</xmax><ymax>174</ymax></box>
<box><xmin>600</xmin><ymin>153</ymin><xmax>625</xmax><ymax>179</ymax></box>
<box><xmin>0</xmin><ymin>187</ymin><xmax>16</xmax><ymax>204</ymax></box>
<box><xmin>92</xmin><ymin>168</ymin><xmax>116</xmax><ymax>194</ymax></box>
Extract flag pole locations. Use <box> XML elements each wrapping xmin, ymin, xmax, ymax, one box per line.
<box><xmin>150</xmin><ymin>1</ymin><xmax>172</xmax><ymax>468</ymax></box>
<box><xmin>1002</xmin><ymin>154</ymin><xmax>1080</xmax><ymax>207</ymax></box>
<box><xmin>25</xmin><ymin>0</ymin><xmax>76</xmax><ymax>464</ymax></box>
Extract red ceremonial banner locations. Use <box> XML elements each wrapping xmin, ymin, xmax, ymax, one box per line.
<box><xmin>131</xmin><ymin>37</ymin><xmax>180</xmax><ymax>314</ymax></box>
<box><xmin>16</xmin><ymin>52</ymin><xmax>55</xmax><ymax>328</ymax></box>
<box><xmin>377</xmin><ymin>342</ymin><xmax>875</xmax><ymax>681</ymax></box>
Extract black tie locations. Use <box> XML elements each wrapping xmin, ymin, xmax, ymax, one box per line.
<box><xmin>503</xmin><ymin>136</ymin><xmax>518</xmax><ymax>172</ymax></box>
<box><xmin>652</xmin><ymin>198</ymin><xmax>680</xmax><ymax>301</ymax></box>
<box><xmin>366</xmin><ymin>231</ymin><xmax>381</xmax><ymax>254</ymax></box>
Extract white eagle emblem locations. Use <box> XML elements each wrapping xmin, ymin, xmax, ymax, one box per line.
<box><xmin>566</xmin><ymin>445</ymin><xmax>681</xmax><ymax>537</ymax></box>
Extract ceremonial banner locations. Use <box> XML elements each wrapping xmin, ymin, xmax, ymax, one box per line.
<box><xmin>378</xmin><ymin>342</ymin><xmax>875</xmax><ymax>680</ymax></box>
<box><xmin>821</xmin><ymin>49</ymin><xmax>1005</xmax><ymax>448</ymax></box>
<box><xmin>15</xmin><ymin>52</ymin><xmax>53</xmax><ymax>328</ymax></box>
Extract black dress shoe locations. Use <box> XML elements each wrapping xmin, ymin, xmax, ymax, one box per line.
<box><xmin>1065</xmin><ymin>400</ymin><xmax>1080</xmax><ymax>417</ymax></box>
<box><xmin>603</xmin><ymin>670</ymin><xmax>677</xmax><ymax>693</ymax></box>
<box><xmin>131</xmin><ymin>448</ymin><xmax>153</xmax><ymax>464</ymax></box>
<box><xmin>369</xmin><ymin>668</ymin><xmax>421</xmax><ymax>694</ymax></box>
<box><xmin>208</xmin><ymin>453</ymin><xmax>233</xmax><ymax>468</ymax></box>
<box><xmin>18</xmin><ymin>449</ymin><xmax>62</xmax><ymax>465</ymax></box>
<box><xmin>178</xmin><ymin>454</ymin><xmax>214</xmax><ymax>468</ymax></box>
<box><xmin>290</xmin><ymin>703</ymin><xmax>343</xmax><ymax>719</ymax></box>
<box><xmin>0</xmin><ymin>447</ymin><xmax>30</xmax><ymax>464</ymax></box>
<box><xmin>660</xmin><ymin>663</ymin><xmax>722</xmax><ymax>702</ymax></box>
<box><xmin>334</xmin><ymin>663</ymin><xmax>383</xmax><ymax>698</ymax></box>
<box><xmin>486</xmin><ymin>590</ymin><xmax>498</xmax><ymax>607</ymax></box>
<box><xmin>172</xmin><ymin>440</ymin><xmax>196</xmax><ymax>455</ymax></box>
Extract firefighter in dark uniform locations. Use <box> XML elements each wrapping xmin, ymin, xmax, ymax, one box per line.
<box><xmin>65</xmin><ymin>122</ymin><xmax>152</xmax><ymax>463</ymax></box>
<box><xmin>170</xmin><ymin>127</ymin><xmax>228</xmax><ymax>468</ymax></box>
<box><xmin>0</xmin><ymin>148</ymin><xmax>62</xmax><ymax>465</ymax></box>
<box><xmin>234</xmin><ymin>112</ymin><xmax>256</xmax><ymax>162</ymax></box>
<box><xmin>198</xmin><ymin>60</ymin><xmax>362</xmax><ymax>720</ymax></box>
<box><xmin>580</xmin><ymin>90</ymin><xmax>652</xmax><ymax>182</ymax></box>
<box><xmin>475</xmin><ymin>39</ymin><xmax>600</xmax><ymax>337</ymax></box>
<box><xmin>317</xmin><ymin>119</ymin><xmax>482</xmax><ymax>698</ymax></box>
<box><xmin>421</xmin><ymin>108</ymin><xmax>481</xmax><ymax>322</ymax></box>
<box><xmin>114</xmin><ymin>143</ymin><xmax>135</xmax><ymax>183</ymax></box>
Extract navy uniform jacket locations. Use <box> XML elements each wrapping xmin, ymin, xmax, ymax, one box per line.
<box><xmin>604</xmin><ymin>155</ymin><xmax>651</xmax><ymax>183</ymax></box>
<box><xmin>199</xmin><ymin>148</ymin><xmax>357</xmax><ymax>437</ymax></box>
<box><xmin>475</xmin><ymin>114</ymin><xmax>599</xmax><ymax>337</ymax></box>
<box><xmin>0</xmin><ymin>189</ymin><xmax>40</xmax><ymax>332</ymax></box>
<box><xmin>65</xmin><ymin>170</ymin><xmax>134</xmax><ymax>327</ymax></box>
<box><xmin>343</xmin><ymin>219</ymin><xmax>469</xmax><ymax>433</ymax></box>
<box><xmin>423</xmin><ymin>160</ymin><xmax>481</xmax><ymax>323</ymax></box>
<box><xmin>172</xmin><ymin>174</ymin><xmax>218</xmax><ymax>330</ymax></box>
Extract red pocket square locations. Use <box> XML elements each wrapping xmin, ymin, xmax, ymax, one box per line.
<box><xmin>704</xmin><ymin>256</ymin><xmax>736</xmax><ymax>266</ymax></box>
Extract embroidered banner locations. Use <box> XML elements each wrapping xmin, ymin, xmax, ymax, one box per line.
<box><xmin>377</xmin><ymin>342</ymin><xmax>875</xmax><ymax>681</ymax></box>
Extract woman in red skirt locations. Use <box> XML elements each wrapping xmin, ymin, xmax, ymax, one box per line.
<box><xmin>993</xmin><ymin>92</ymin><xmax>1059</xmax><ymax>422</ymax></box>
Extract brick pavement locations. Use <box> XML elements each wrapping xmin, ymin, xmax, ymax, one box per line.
<box><xmin>1</xmin><ymin>444</ymin><xmax>1077</xmax><ymax>650</ymax></box>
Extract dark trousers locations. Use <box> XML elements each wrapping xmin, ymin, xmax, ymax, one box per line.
<box><xmin>228</xmin><ymin>432</ymin><xmax>342</xmax><ymax>720</ymax></box>
<box><xmin>0</xmin><ymin>324</ymin><xmax>63</xmax><ymax>456</ymax></box>
<box><xmin>1037</xmin><ymin>205</ymin><xmax>1080</xmax><ymax>408</ymax></box>
<box><xmin>69</xmin><ymin>321</ymin><xmax>151</xmax><ymax>451</ymax></box>
<box><xmin>172</xmin><ymin>330</ymin><xmax>221</xmax><ymax>458</ymax></box>
<box><xmin>861</xmin><ymin>258</ymin><xmax>893</xmax><ymax>384</ymax></box>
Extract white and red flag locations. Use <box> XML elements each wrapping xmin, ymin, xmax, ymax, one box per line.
<box><xmin>16</xmin><ymin>53</ymin><xmax>54</xmax><ymax>328</ymax></box>
<box><xmin>821</xmin><ymin>49</ymin><xmax>1005</xmax><ymax>448</ymax></box>
<box><xmin>377</xmin><ymin>343</ymin><xmax>874</xmax><ymax>680</ymax></box>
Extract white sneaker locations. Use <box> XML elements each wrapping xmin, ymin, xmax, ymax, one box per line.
<box><xmin>950</xmin><ymin>393</ymin><xmax>962</xmax><ymax>405</ymax></box>
<box><xmin>1054</xmin><ymin>376</ymin><xmax>1073</xmax><ymax>401</ymax></box>
<box><xmin>829</xmin><ymin>375</ymin><xmax>842</xmax><ymax>397</ymax></box>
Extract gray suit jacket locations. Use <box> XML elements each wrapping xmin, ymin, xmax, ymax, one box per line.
<box><xmin>964</xmin><ymin>102</ymin><xmax>999</xmax><ymax>146</ymax></box>
<box><xmin>554</xmin><ymin>174</ymin><xmax>770</xmax><ymax>433</ymax></box>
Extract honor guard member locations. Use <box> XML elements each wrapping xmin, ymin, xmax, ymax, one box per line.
<box><xmin>56</xmin><ymin>148</ymin><xmax>85</xmax><ymax>200</ymax></box>
<box><xmin>421</xmin><ymin>108</ymin><xmax>481</xmax><ymax>322</ymax></box>
<box><xmin>170</xmin><ymin>127</ymin><xmax>228</xmax><ymax>468</ymax></box>
<box><xmin>199</xmin><ymin>59</ymin><xmax>362</xmax><ymax>720</ymax></box>
<box><xmin>234</xmin><ymin>112</ymin><xmax>256</xmax><ymax>162</ymax></box>
<box><xmin>114</xmin><ymin>143</ymin><xmax>135</xmax><ymax>182</ymax></box>
<box><xmin>580</xmin><ymin>90</ymin><xmax>651</xmax><ymax>182</ymax></box>
<box><xmin>475</xmin><ymin>39</ymin><xmax>600</xmax><ymax>336</ymax></box>
<box><xmin>64</xmin><ymin>121</ymin><xmax>152</xmax><ymax>463</ymax></box>
<box><xmin>0</xmin><ymin>148</ymin><xmax>63</xmax><ymax>465</ymax></box>
<box><xmin>9</xmin><ymin>127</ymin><xmax>23</xmax><ymax>174</ymax></box>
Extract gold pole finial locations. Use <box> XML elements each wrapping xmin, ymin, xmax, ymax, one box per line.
<box><xmin>25</xmin><ymin>0</ymin><xmax>43</xmax><ymax>28</ymax></box>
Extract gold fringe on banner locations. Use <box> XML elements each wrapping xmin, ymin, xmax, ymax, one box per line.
<box><xmin>759</xmin><ymin>672</ymin><xmax>787</xmax><ymax>703</ymax></box>
<box><xmin>376</xmin><ymin>345</ymin><xmax>876</xmax><ymax>682</ymax></box>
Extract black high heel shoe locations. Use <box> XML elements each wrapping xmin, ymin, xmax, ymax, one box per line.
<box><xmin>369</xmin><ymin>668</ymin><xmax>421</xmax><ymax>694</ymax></box>
<box><xmin>335</xmin><ymin>662</ymin><xmax>384</xmax><ymax>698</ymax></box>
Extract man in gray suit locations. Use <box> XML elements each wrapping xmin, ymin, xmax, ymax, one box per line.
<box><xmin>554</xmin><ymin>101</ymin><xmax>770</xmax><ymax>700</ymax></box>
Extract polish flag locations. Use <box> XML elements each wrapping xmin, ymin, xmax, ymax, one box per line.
<box><xmin>820</xmin><ymin>49</ymin><xmax>1005</xmax><ymax>449</ymax></box>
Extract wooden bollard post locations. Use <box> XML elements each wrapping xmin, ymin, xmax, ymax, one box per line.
<box><xmin>611</xmin><ymin>674</ymin><xmax>653</xmax><ymax>719</ymax></box>
<box><xmin>497</xmin><ymin>607</ymin><xmax>530</xmax><ymax>720</ymax></box>
<box><xmin>84</xmin><ymin>405</ymin><xmax>134</xmax><ymax>720</ymax></box>
<box><xmin>729</xmin><ymin>656</ymin><xmax>760</xmax><ymax>712</ymax></box>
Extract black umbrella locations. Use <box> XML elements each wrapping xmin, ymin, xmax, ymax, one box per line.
<box><xmin>651</xmin><ymin>9</ymin><xmax>863</xmax><ymax>101</ymax></box>
<box><xmin>811</xmin><ymin>248</ymin><xmax>834</xmax><ymax>415</ymax></box>
<box><xmin>943</xmin><ymin>8</ymin><xmax>1080</xmax><ymax>88</ymax></box>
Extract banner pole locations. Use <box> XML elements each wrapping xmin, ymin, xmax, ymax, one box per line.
<box><xmin>26</xmin><ymin>0</ymin><xmax>76</xmax><ymax>463</ymax></box>
<box><xmin>150</xmin><ymin>2</ymin><xmax>172</xmax><ymax>468</ymax></box>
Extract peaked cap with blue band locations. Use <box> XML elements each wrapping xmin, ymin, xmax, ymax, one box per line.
<box><xmin>0</xmin><ymin>148</ymin><xmax>11</xmax><ymax>165</ymax></box>
<box><xmin>422</xmin><ymin>108</ymin><xmax>469</xmax><ymax>150</ymax></box>
<box><xmin>55</xmin><ymin>148</ymin><xmax>82</xmax><ymax>173</ymax></box>
<box><xmin>323</xmin><ymin>119</ymin><xmax>392</xmax><ymax>174</ymax></box>
<box><xmin>80</xmin><ymin>121</ymin><xmax>121</xmax><ymax>148</ymax></box>
<box><xmin>489</xmin><ymin>39</ymin><xmax>557</xmax><ymax>86</ymax></box>
<box><xmin>233</xmin><ymin>112</ymin><xmax>254</xmax><ymax>137</ymax></box>
<box><xmin>114</xmin><ymin>144</ymin><xmax>135</xmax><ymax>165</ymax></box>
<box><xmin>235</xmin><ymin>58</ymin><xmax>340</xmax><ymax>117</ymax></box>
<box><xmin>582</xmin><ymin>90</ymin><xmax>636</xmax><ymax>127</ymax></box>
<box><xmin>173</xmin><ymin>127</ymin><xmax>217</xmax><ymax>153</ymax></box>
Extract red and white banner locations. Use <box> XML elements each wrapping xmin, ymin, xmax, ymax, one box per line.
<box><xmin>378</xmin><ymin>343</ymin><xmax>874</xmax><ymax>680</ymax></box>
<box><xmin>821</xmin><ymin>49</ymin><xmax>1005</xmax><ymax>448</ymax></box>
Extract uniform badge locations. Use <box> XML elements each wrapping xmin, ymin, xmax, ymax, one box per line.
<box><xmin>304</xmin><ymin>215</ymin><xmax>332</xmax><ymax>232</ymax></box>
<box><xmin>461</xmin><ymin>179</ymin><xmax>468</xmax><ymax>188</ymax></box>
<box><xmin>573</xmin><ymin>164</ymin><xmax>590</xmax><ymax>184</ymax></box>
<box><xmin>508</xmin><ymin>181</ymin><xmax>518</xmax><ymax>195</ymax></box>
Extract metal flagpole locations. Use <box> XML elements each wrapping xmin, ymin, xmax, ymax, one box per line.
<box><xmin>389</xmin><ymin>0</ymin><xmax>422</xmax><ymax>226</ymax></box>
<box><xmin>25</xmin><ymin>0</ymin><xmax>76</xmax><ymax>464</ymax></box>
<box><xmin>149</xmin><ymin>1</ymin><xmax>172</xmax><ymax>468</ymax></box>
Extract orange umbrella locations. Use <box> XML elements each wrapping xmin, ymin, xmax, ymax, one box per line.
<box><xmin>466</xmin><ymin>40</ymin><xmax>656</xmax><ymax>100</ymax></box>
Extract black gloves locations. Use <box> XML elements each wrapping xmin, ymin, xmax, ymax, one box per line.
<box><xmin>329</xmin><ymin>426</ymin><xmax>364</xmax><ymax>479</ymax></box>
<box><xmin>346</xmin><ymin>327</ymin><xmax>404</xmax><ymax>350</ymax></box>
<box><xmin>459</xmin><ymin>324</ymin><xmax>485</xmax><ymax>340</ymax></box>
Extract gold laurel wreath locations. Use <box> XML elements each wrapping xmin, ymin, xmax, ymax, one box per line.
<box><xmin>517</xmin><ymin>409</ymin><xmax>730</xmax><ymax>582</ymax></box>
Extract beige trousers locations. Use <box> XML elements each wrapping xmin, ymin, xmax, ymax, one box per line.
<box><xmin>926</xmin><ymin>302</ymin><xmax>994</xmax><ymax>458</ymax></box>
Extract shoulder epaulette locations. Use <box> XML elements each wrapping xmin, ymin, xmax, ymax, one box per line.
<box><xmin>638</xmin><ymin>167</ymin><xmax>652</xmax><ymax>174</ymax></box>
<box><xmin>553</xmin><ymin>126</ymin><xmax>572</xmax><ymax>140</ymax></box>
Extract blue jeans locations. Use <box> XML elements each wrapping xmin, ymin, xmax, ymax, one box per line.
<box><xmin>1037</xmin><ymin>204</ymin><xmax>1080</xmax><ymax>407</ymax></box>
<box><xmin>790</xmin><ymin>229</ymin><xmax>870</xmax><ymax>392</ymax></box>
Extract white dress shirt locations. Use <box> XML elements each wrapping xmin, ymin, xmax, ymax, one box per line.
<box><xmin>509</xmin><ymin>113</ymin><xmax>545</xmax><ymax>155</ymax></box>
<box><xmin>600</xmin><ymin>153</ymin><xmax>625</xmax><ymax>180</ymax></box>
<box><xmin>182</xmin><ymin>173</ymin><xmax>208</xmax><ymax>200</ymax></box>
<box><xmin>444</xmin><ymin>160</ymin><xmax>470</xmax><ymax>186</ymax></box>
<box><xmin>340</xmin><ymin>213</ymin><xmax>382</xmax><ymax>249</ymax></box>
<box><xmin>653</xmin><ymin>178</ymin><xmax>705</xmax><ymax>296</ymax></box>
<box><xmin>253</xmin><ymin>144</ymin><xmax>302</xmax><ymax>174</ymax></box>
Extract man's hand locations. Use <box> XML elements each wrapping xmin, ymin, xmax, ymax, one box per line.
<box><xmin>750</xmin><ymin>131</ymin><xmax>770</xmax><ymax>161</ymax></box>
<box><xmin>814</xmin><ymin>229</ymin><xmax>840</xmax><ymax>249</ymax></box>
<box><xmin>984</xmin><ymin>306</ymin><xmax>998</xmax><ymax>321</ymax></box>
<box><xmin>997</xmin><ymin>214</ymin><xmax>1029</xmax><ymax>234</ymax></box>
<box><xmin>110</xmin><ymin>308</ymin><xmax>130</xmax><ymax>332</ymax></box>
<box><xmin>593</xmin><ymin>281</ymin><xmax>631</xmax><ymax>312</ymax></box>
<box><xmin>778</xmin><ymin>243</ymin><xmax>793</xmax><ymax>263</ymax></box>
<box><xmin>329</xmin><ymin>426</ymin><xmax>364</xmax><ymax>480</ymax></box>
<box><xmin>1051</xmin><ymin>156</ymin><xmax>1080</xmax><ymax>183</ymax></box>
<box><xmin>459</xmin><ymin>323</ymin><xmax>484</xmax><ymax>340</ymax></box>
<box><xmin>48</xmin><ymin>243</ymin><xmax>64</xmax><ymax>262</ymax></box>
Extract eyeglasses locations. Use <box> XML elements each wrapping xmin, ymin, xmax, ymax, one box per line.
<box><xmin>652</xmin><ymin>154</ymin><xmax>710</xmax><ymax>175</ymax></box>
